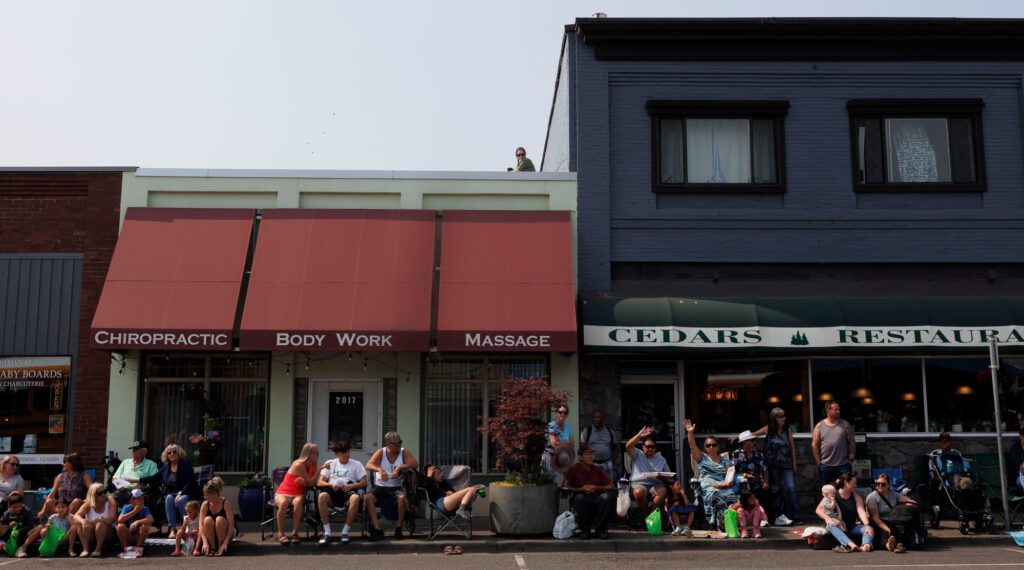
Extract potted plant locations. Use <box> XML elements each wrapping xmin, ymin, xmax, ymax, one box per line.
<box><xmin>876</xmin><ymin>410</ymin><xmax>892</xmax><ymax>433</ymax></box>
<box><xmin>237</xmin><ymin>472</ymin><xmax>272</xmax><ymax>521</ymax></box>
<box><xmin>478</xmin><ymin>375</ymin><xmax>568</xmax><ymax>535</ymax></box>
<box><xmin>189</xmin><ymin>429</ymin><xmax>222</xmax><ymax>466</ymax></box>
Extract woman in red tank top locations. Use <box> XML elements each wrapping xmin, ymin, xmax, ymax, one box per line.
<box><xmin>274</xmin><ymin>443</ymin><xmax>320</xmax><ymax>544</ymax></box>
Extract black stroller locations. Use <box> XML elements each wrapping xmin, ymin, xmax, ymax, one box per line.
<box><xmin>926</xmin><ymin>451</ymin><xmax>994</xmax><ymax>534</ymax></box>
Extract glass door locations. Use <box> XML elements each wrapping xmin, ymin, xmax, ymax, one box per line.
<box><xmin>309</xmin><ymin>380</ymin><xmax>381</xmax><ymax>466</ymax></box>
<box><xmin>620</xmin><ymin>380</ymin><xmax>679</xmax><ymax>475</ymax></box>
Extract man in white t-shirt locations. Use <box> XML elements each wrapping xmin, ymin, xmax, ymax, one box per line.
<box><xmin>316</xmin><ymin>441</ymin><xmax>367</xmax><ymax>546</ymax></box>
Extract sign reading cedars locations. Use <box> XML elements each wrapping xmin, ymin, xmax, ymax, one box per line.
<box><xmin>583</xmin><ymin>325</ymin><xmax>1024</xmax><ymax>349</ymax></box>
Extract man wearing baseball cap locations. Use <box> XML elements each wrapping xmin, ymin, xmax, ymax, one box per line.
<box><xmin>112</xmin><ymin>441</ymin><xmax>158</xmax><ymax>505</ymax></box>
<box><xmin>115</xmin><ymin>488</ymin><xmax>154</xmax><ymax>557</ymax></box>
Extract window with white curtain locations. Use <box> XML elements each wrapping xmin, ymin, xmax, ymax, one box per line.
<box><xmin>143</xmin><ymin>355</ymin><xmax>268</xmax><ymax>473</ymax></box>
<box><xmin>848</xmin><ymin>99</ymin><xmax>984</xmax><ymax>192</ymax></box>
<box><xmin>424</xmin><ymin>356</ymin><xmax>547</xmax><ymax>474</ymax></box>
<box><xmin>648</xmin><ymin>100</ymin><xmax>788</xmax><ymax>192</ymax></box>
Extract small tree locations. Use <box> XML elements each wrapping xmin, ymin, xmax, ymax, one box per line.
<box><xmin>479</xmin><ymin>375</ymin><xmax>570</xmax><ymax>485</ymax></box>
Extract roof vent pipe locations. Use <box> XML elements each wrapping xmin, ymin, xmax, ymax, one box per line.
<box><xmin>592</xmin><ymin>12</ymin><xmax>607</xmax><ymax>18</ymax></box>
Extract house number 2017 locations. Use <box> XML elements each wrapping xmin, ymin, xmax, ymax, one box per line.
<box><xmin>335</xmin><ymin>396</ymin><xmax>357</xmax><ymax>405</ymax></box>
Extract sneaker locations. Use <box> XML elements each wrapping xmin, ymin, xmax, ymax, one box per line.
<box><xmin>893</xmin><ymin>543</ymin><xmax>907</xmax><ymax>554</ymax></box>
<box><xmin>456</xmin><ymin>505</ymin><xmax>472</xmax><ymax>521</ymax></box>
<box><xmin>740</xmin><ymin>529</ymin><xmax>749</xmax><ymax>538</ymax></box>
<box><xmin>596</xmin><ymin>530</ymin><xmax>610</xmax><ymax>540</ymax></box>
<box><xmin>341</xmin><ymin>532</ymin><xmax>350</xmax><ymax>545</ymax></box>
<box><xmin>832</xmin><ymin>545</ymin><xmax>852</xmax><ymax>553</ymax></box>
<box><xmin>774</xmin><ymin>514</ymin><xmax>793</xmax><ymax>526</ymax></box>
<box><xmin>369</xmin><ymin>527</ymin><xmax>384</xmax><ymax>541</ymax></box>
<box><xmin>671</xmin><ymin>526</ymin><xmax>684</xmax><ymax>536</ymax></box>
<box><xmin>15</xmin><ymin>548</ymin><xmax>27</xmax><ymax>558</ymax></box>
<box><xmin>759</xmin><ymin>519</ymin><xmax>769</xmax><ymax>528</ymax></box>
<box><xmin>394</xmin><ymin>527</ymin><xmax>404</xmax><ymax>540</ymax></box>
<box><xmin>318</xmin><ymin>535</ymin><xmax>331</xmax><ymax>547</ymax></box>
<box><xmin>753</xmin><ymin>531</ymin><xmax>762</xmax><ymax>538</ymax></box>
<box><xmin>679</xmin><ymin>525</ymin><xmax>692</xmax><ymax>537</ymax></box>
<box><xmin>579</xmin><ymin>530</ymin><xmax>592</xmax><ymax>540</ymax></box>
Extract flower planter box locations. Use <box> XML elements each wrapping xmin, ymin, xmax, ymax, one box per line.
<box><xmin>488</xmin><ymin>482</ymin><xmax>558</xmax><ymax>535</ymax></box>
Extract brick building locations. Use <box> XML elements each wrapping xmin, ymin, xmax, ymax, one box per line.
<box><xmin>0</xmin><ymin>168</ymin><xmax>128</xmax><ymax>472</ymax></box>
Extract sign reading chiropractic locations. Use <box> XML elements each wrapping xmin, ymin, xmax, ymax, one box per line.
<box><xmin>92</xmin><ymin>330</ymin><xmax>230</xmax><ymax>349</ymax></box>
<box><xmin>584</xmin><ymin>325</ymin><xmax>1024</xmax><ymax>349</ymax></box>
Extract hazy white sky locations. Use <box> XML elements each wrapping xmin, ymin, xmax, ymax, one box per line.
<box><xmin>2</xmin><ymin>0</ymin><xmax>1023</xmax><ymax>171</ymax></box>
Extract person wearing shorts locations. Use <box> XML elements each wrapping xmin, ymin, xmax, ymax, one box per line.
<box><xmin>316</xmin><ymin>441</ymin><xmax>367</xmax><ymax>546</ymax></box>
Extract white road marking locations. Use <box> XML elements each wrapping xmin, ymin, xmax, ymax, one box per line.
<box><xmin>1004</xmin><ymin>548</ymin><xmax>1024</xmax><ymax>554</ymax></box>
<box><xmin>0</xmin><ymin>560</ymin><xmax>21</xmax><ymax>567</ymax></box>
<box><xmin>514</xmin><ymin>553</ymin><xmax>528</xmax><ymax>570</ymax></box>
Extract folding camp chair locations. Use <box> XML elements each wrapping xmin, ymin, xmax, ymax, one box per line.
<box><xmin>418</xmin><ymin>465</ymin><xmax>472</xmax><ymax>540</ymax></box>
<box><xmin>260</xmin><ymin>467</ymin><xmax>318</xmax><ymax>541</ymax></box>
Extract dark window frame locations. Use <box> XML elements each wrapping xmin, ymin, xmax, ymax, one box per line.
<box><xmin>647</xmin><ymin>100</ymin><xmax>789</xmax><ymax>194</ymax></box>
<box><xmin>847</xmin><ymin>99</ymin><xmax>986</xmax><ymax>193</ymax></box>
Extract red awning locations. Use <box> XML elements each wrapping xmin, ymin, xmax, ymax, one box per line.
<box><xmin>239</xmin><ymin>209</ymin><xmax>435</xmax><ymax>351</ymax></box>
<box><xmin>436</xmin><ymin>211</ymin><xmax>577</xmax><ymax>352</ymax></box>
<box><xmin>91</xmin><ymin>208</ymin><xmax>255</xmax><ymax>350</ymax></box>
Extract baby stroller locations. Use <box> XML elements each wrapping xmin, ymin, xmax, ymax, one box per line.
<box><xmin>926</xmin><ymin>451</ymin><xmax>994</xmax><ymax>534</ymax></box>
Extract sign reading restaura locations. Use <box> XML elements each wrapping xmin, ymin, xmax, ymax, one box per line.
<box><xmin>583</xmin><ymin>325</ymin><xmax>1024</xmax><ymax>349</ymax></box>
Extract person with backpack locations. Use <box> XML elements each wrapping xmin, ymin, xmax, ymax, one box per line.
<box><xmin>866</xmin><ymin>472</ymin><xmax>919</xmax><ymax>554</ymax></box>
<box><xmin>579</xmin><ymin>410</ymin><xmax>620</xmax><ymax>482</ymax></box>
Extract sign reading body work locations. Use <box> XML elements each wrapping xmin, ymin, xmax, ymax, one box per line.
<box><xmin>581</xmin><ymin>296</ymin><xmax>1024</xmax><ymax>351</ymax></box>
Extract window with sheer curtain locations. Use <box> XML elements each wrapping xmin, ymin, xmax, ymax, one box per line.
<box><xmin>648</xmin><ymin>101</ymin><xmax>788</xmax><ymax>193</ymax></box>
<box><xmin>848</xmin><ymin>99</ymin><xmax>985</xmax><ymax>192</ymax></box>
<box><xmin>424</xmin><ymin>357</ymin><xmax>547</xmax><ymax>474</ymax></box>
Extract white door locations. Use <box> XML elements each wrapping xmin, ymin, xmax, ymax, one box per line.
<box><xmin>309</xmin><ymin>380</ymin><xmax>382</xmax><ymax>466</ymax></box>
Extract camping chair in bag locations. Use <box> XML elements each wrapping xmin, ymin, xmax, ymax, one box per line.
<box><xmin>419</xmin><ymin>465</ymin><xmax>473</xmax><ymax>540</ymax></box>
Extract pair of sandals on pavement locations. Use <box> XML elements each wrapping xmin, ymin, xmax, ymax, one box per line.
<box><xmin>278</xmin><ymin>534</ymin><xmax>301</xmax><ymax>545</ymax></box>
<box><xmin>442</xmin><ymin>545</ymin><xmax>464</xmax><ymax>555</ymax></box>
<box><xmin>833</xmin><ymin>535</ymin><xmax>905</xmax><ymax>554</ymax></box>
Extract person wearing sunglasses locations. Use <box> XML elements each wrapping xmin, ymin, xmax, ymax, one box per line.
<box><xmin>72</xmin><ymin>482</ymin><xmax>117</xmax><ymax>557</ymax></box>
<box><xmin>866</xmin><ymin>472</ymin><xmax>916</xmax><ymax>553</ymax></box>
<box><xmin>507</xmin><ymin>147</ymin><xmax>536</xmax><ymax>172</ymax></box>
<box><xmin>625</xmin><ymin>426</ymin><xmax>671</xmax><ymax>515</ymax></box>
<box><xmin>0</xmin><ymin>455</ymin><xmax>25</xmax><ymax>515</ymax></box>
<box><xmin>541</xmin><ymin>406</ymin><xmax>575</xmax><ymax>487</ymax></box>
<box><xmin>365</xmin><ymin>432</ymin><xmax>418</xmax><ymax>540</ymax></box>
<box><xmin>684</xmin><ymin>419</ymin><xmax>737</xmax><ymax>526</ymax></box>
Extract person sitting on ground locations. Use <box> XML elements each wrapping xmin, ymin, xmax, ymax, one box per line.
<box><xmin>115</xmin><ymin>488</ymin><xmax>153</xmax><ymax>557</ymax></box>
<box><xmin>562</xmin><ymin>444</ymin><xmax>615</xmax><ymax>540</ymax></box>
<box><xmin>20</xmin><ymin>498</ymin><xmax>73</xmax><ymax>558</ymax></box>
<box><xmin>316</xmin><ymin>441</ymin><xmax>367</xmax><ymax>546</ymax></box>
<box><xmin>157</xmin><ymin>444</ymin><xmax>200</xmax><ymax>538</ymax></box>
<box><xmin>665</xmin><ymin>477</ymin><xmax>695</xmax><ymax>537</ymax></box>
<box><xmin>274</xmin><ymin>442</ymin><xmax>319</xmax><ymax>545</ymax></box>
<box><xmin>422</xmin><ymin>463</ymin><xmax>485</xmax><ymax>522</ymax></box>
<box><xmin>866</xmin><ymin>472</ymin><xmax>916</xmax><ymax>554</ymax></box>
<box><xmin>170</xmin><ymin>500</ymin><xmax>201</xmax><ymax>557</ymax></box>
<box><xmin>72</xmin><ymin>482</ymin><xmax>117</xmax><ymax>558</ymax></box>
<box><xmin>625</xmin><ymin>426</ymin><xmax>671</xmax><ymax>515</ymax></box>
<box><xmin>365</xmin><ymin>431</ymin><xmax>418</xmax><ymax>541</ymax></box>
<box><xmin>111</xmin><ymin>441</ymin><xmax>158</xmax><ymax>505</ymax></box>
<box><xmin>198</xmin><ymin>477</ymin><xmax>234</xmax><ymax>556</ymax></box>
<box><xmin>818</xmin><ymin>473</ymin><xmax>873</xmax><ymax>553</ymax></box>
<box><xmin>0</xmin><ymin>455</ymin><xmax>25</xmax><ymax>514</ymax></box>
<box><xmin>821</xmin><ymin>484</ymin><xmax>843</xmax><ymax>529</ymax></box>
<box><xmin>39</xmin><ymin>453</ymin><xmax>92</xmax><ymax>521</ymax></box>
<box><xmin>729</xmin><ymin>491</ymin><xmax>767</xmax><ymax>538</ymax></box>
<box><xmin>0</xmin><ymin>491</ymin><xmax>36</xmax><ymax>558</ymax></box>
<box><xmin>684</xmin><ymin>419</ymin><xmax>737</xmax><ymax>525</ymax></box>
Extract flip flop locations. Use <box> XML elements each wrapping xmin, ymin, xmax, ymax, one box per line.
<box><xmin>277</xmin><ymin>536</ymin><xmax>290</xmax><ymax>545</ymax></box>
<box><xmin>289</xmin><ymin>534</ymin><xmax>301</xmax><ymax>544</ymax></box>
<box><xmin>443</xmin><ymin>546</ymin><xmax>453</xmax><ymax>555</ymax></box>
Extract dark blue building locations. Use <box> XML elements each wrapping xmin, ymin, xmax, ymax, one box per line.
<box><xmin>544</xmin><ymin>18</ymin><xmax>1024</xmax><ymax>507</ymax></box>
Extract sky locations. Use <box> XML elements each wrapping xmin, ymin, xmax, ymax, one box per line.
<box><xmin>2</xmin><ymin>0</ymin><xmax>1023</xmax><ymax>172</ymax></box>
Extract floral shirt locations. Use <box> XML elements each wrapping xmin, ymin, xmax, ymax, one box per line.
<box><xmin>763</xmin><ymin>430</ymin><xmax>793</xmax><ymax>469</ymax></box>
<box><xmin>730</xmin><ymin>447</ymin><xmax>767</xmax><ymax>488</ymax></box>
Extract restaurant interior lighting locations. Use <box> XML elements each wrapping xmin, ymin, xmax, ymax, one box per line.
<box><xmin>792</xmin><ymin>394</ymin><xmax>803</xmax><ymax>402</ymax></box>
<box><xmin>767</xmin><ymin>395</ymin><xmax>781</xmax><ymax>404</ymax></box>
<box><xmin>853</xmin><ymin>387</ymin><xmax>873</xmax><ymax>398</ymax></box>
<box><xmin>901</xmin><ymin>392</ymin><xmax>917</xmax><ymax>401</ymax></box>
<box><xmin>861</xmin><ymin>397</ymin><xmax>874</xmax><ymax>405</ymax></box>
<box><xmin>817</xmin><ymin>392</ymin><xmax>834</xmax><ymax>401</ymax></box>
<box><xmin>956</xmin><ymin>385</ymin><xmax>975</xmax><ymax>395</ymax></box>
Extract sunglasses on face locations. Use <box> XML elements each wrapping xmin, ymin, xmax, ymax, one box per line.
<box><xmin>643</xmin><ymin>445</ymin><xmax>657</xmax><ymax>449</ymax></box>
<box><xmin>556</xmin><ymin>410</ymin><xmax>568</xmax><ymax>415</ymax></box>
<box><xmin>388</xmin><ymin>441</ymin><xmax>403</xmax><ymax>446</ymax></box>
<box><xmin>876</xmin><ymin>481</ymin><xmax>888</xmax><ymax>486</ymax></box>
<box><xmin>516</xmin><ymin>153</ymin><xmax>525</xmax><ymax>157</ymax></box>
<box><xmin>705</xmin><ymin>443</ymin><xmax>719</xmax><ymax>448</ymax></box>
<box><xmin>8</xmin><ymin>462</ymin><xmax>19</xmax><ymax>468</ymax></box>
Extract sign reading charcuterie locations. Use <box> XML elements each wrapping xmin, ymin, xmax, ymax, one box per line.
<box><xmin>0</xmin><ymin>356</ymin><xmax>71</xmax><ymax>390</ymax></box>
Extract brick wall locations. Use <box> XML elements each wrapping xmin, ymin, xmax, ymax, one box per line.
<box><xmin>0</xmin><ymin>171</ymin><xmax>123</xmax><ymax>467</ymax></box>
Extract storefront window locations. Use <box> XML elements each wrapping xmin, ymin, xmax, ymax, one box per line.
<box><xmin>0</xmin><ymin>357</ymin><xmax>71</xmax><ymax>455</ymax></box>
<box><xmin>143</xmin><ymin>355</ymin><xmax>267</xmax><ymax>473</ymax></box>
<box><xmin>812</xmin><ymin>359</ymin><xmax>923</xmax><ymax>433</ymax></box>
<box><xmin>925</xmin><ymin>359</ymin><xmax>997</xmax><ymax>433</ymax></box>
<box><xmin>686</xmin><ymin>360</ymin><xmax>809</xmax><ymax>434</ymax></box>
<box><xmin>424</xmin><ymin>356</ymin><xmax>546</xmax><ymax>474</ymax></box>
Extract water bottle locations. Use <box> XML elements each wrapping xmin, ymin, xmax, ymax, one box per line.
<box><xmin>946</xmin><ymin>459</ymin><xmax>953</xmax><ymax>475</ymax></box>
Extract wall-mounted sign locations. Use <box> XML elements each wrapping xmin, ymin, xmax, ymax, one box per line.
<box><xmin>0</xmin><ymin>356</ymin><xmax>71</xmax><ymax>390</ymax></box>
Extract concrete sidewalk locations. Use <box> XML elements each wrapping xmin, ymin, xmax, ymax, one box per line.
<box><xmin>163</xmin><ymin>517</ymin><xmax>1016</xmax><ymax>556</ymax></box>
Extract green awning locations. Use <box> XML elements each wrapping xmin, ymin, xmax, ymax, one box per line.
<box><xmin>581</xmin><ymin>296</ymin><xmax>1024</xmax><ymax>353</ymax></box>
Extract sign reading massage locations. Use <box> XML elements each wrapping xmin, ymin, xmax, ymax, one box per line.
<box><xmin>584</xmin><ymin>325</ymin><xmax>1024</xmax><ymax>349</ymax></box>
<box><xmin>0</xmin><ymin>357</ymin><xmax>71</xmax><ymax>390</ymax></box>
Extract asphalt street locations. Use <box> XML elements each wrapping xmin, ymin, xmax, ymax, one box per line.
<box><xmin>3</xmin><ymin>544</ymin><xmax>1024</xmax><ymax>569</ymax></box>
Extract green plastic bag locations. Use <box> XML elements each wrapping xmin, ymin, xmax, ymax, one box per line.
<box><xmin>38</xmin><ymin>526</ymin><xmax>66</xmax><ymax>557</ymax></box>
<box><xmin>724</xmin><ymin>508</ymin><xmax>739</xmax><ymax>538</ymax></box>
<box><xmin>3</xmin><ymin>522</ymin><xmax>18</xmax><ymax>556</ymax></box>
<box><xmin>645</xmin><ymin>508</ymin><xmax>663</xmax><ymax>536</ymax></box>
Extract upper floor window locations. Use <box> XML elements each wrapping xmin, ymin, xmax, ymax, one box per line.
<box><xmin>647</xmin><ymin>101</ymin><xmax>789</xmax><ymax>193</ymax></box>
<box><xmin>848</xmin><ymin>99</ymin><xmax>985</xmax><ymax>192</ymax></box>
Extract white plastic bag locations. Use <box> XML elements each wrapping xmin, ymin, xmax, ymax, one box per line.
<box><xmin>616</xmin><ymin>487</ymin><xmax>630</xmax><ymax>518</ymax></box>
<box><xmin>552</xmin><ymin>510</ymin><xmax>576</xmax><ymax>539</ymax></box>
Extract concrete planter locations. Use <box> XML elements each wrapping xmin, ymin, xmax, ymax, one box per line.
<box><xmin>488</xmin><ymin>482</ymin><xmax>558</xmax><ymax>535</ymax></box>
